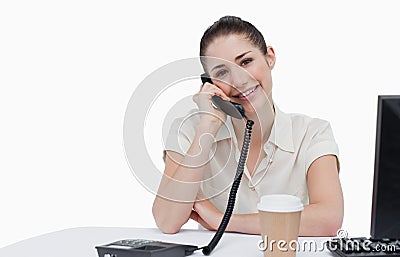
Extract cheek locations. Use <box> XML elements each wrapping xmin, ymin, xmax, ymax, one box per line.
<box><xmin>248</xmin><ymin>62</ymin><xmax>270</xmax><ymax>82</ymax></box>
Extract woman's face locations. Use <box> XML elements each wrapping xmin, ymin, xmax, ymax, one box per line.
<box><xmin>204</xmin><ymin>34</ymin><xmax>275</xmax><ymax>115</ymax></box>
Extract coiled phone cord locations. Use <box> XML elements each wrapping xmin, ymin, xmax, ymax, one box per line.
<box><xmin>201</xmin><ymin>119</ymin><xmax>254</xmax><ymax>255</ymax></box>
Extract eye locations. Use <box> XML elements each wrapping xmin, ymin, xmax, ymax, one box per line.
<box><xmin>240</xmin><ymin>58</ymin><xmax>252</xmax><ymax>66</ymax></box>
<box><xmin>215</xmin><ymin>69</ymin><xmax>228</xmax><ymax>78</ymax></box>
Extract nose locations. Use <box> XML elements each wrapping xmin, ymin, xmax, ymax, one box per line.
<box><xmin>230</xmin><ymin>67</ymin><xmax>250</xmax><ymax>91</ymax></box>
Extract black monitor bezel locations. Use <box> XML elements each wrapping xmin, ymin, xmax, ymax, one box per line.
<box><xmin>370</xmin><ymin>95</ymin><xmax>400</xmax><ymax>239</ymax></box>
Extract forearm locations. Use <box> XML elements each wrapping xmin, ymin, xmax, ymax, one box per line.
<box><xmin>228</xmin><ymin>213</ymin><xmax>260</xmax><ymax>234</ymax></box>
<box><xmin>153</xmin><ymin>122</ymin><xmax>220</xmax><ymax>233</ymax></box>
<box><xmin>299</xmin><ymin>202</ymin><xmax>343</xmax><ymax>236</ymax></box>
<box><xmin>226</xmin><ymin>203</ymin><xmax>342</xmax><ymax>236</ymax></box>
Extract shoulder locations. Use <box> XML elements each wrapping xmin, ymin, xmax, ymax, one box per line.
<box><xmin>280</xmin><ymin>111</ymin><xmax>339</xmax><ymax>172</ymax></box>
<box><xmin>166</xmin><ymin>108</ymin><xmax>200</xmax><ymax>138</ymax></box>
<box><xmin>163</xmin><ymin>109</ymin><xmax>201</xmax><ymax>157</ymax></box>
<box><xmin>279</xmin><ymin>109</ymin><xmax>338</xmax><ymax>156</ymax></box>
<box><xmin>288</xmin><ymin>112</ymin><xmax>335</xmax><ymax>140</ymax></box>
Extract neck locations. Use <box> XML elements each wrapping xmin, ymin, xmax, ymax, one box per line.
<box><xmin>232</xmin><ymin>102</ymin><xmax>275</xmax><ymax>145</ymax></box>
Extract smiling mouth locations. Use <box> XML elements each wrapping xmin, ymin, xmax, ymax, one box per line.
<box><xmin>232</xmin><ymin>85</ymin><xmax>259</xmax><ymax>100</ymax></box>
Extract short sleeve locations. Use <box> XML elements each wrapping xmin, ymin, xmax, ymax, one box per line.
<box><xmin>162</xmin><ymin>110</ymin><xmax>199</xmax><ymax>162</ymax></box>
<box><xmin>305</xmin><ymin>119</ymin><xmax>340</xmax><ymax>173</ymax></box>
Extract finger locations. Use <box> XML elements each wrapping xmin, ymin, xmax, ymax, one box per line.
<box><xmin>192</xmin><ymin>94</ymin><xmax>198</xmax><ymax>103</ymax></box>
<box><xmin>190</xmin><ymin>210</ymin><xmax>211</xmax><ymax>229</ymax></box>
<box><xmin>189</xmin><ymin>210</ymin><xmax>199</xmax><ymax>222</ymax></box>
<box><xmin>201</xmin><ymin>82</ymin><xmax>213</xmax><ymax>89</ymax></box>
<box><xmin>200</xmin><ymin>87</ymin><xmax>231</xmax><ymax>102</ymax></box>
<box><xmin>193</xmin><ymin>202</ymin><xmax>200</xmax><ymax>213</ymax></box>
<box><xmin>213</xmin><ymin>90</ymin><xmax>231</xmax><ymax>102</ymax></box>
<box><xmin>207</xmin><ymin>87</ymin><xmax>231</xmax><ymax>101</ymax></box>
<box><xmin>202</xmin><ymin>82</ymin><xmax>221</xmax><ymax>93</ymax></box>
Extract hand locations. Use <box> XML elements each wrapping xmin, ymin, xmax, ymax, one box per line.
<box><xmin>190</xmin><ymin>198</ymin><xmax>224</xmax><ymax>231</ymax></box>
<box><xmin>192</xmin><ymin>82</ymin><xmax>231</xmax><ymax>129</ymax></box>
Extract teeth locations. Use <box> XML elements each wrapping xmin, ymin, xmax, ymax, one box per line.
<box><xmin>240</xmin><ymin>86</ymin><xmax>257</xmax><ymax>97</ymax></box>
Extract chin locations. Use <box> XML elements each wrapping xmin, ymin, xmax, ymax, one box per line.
<box><xmin>244</xmin><ymin>93</ymin><xmax>270</xmax><ymax>115</ymax></box>
<box><xmin>242</xmin><ymin>100</ymin><xmax>263</xmax><ymax>116</ymax></box>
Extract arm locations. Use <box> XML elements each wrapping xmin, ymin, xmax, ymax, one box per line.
<box><xmin>299</xmin><ymin>154</ymin><xmax>343</xmax><ymax>236</ymax></box>
<box><xmin>152</xmin><ymin>81</ymin><xmax>231</xmax><ymax>234</ymax></box>
<box><xmin>152</xmin><ymin>122</ymin><xmax>220</xmax><ymax>234</ymax></box>
<box><xmin>191</xmin><ymin>154</ymin><xmax>344</xmax><ymax>236</ymax></box>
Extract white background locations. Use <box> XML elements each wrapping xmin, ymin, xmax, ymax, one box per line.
<box><xmin>1</xmin><ymin>0</ymin><xmax>399</xmax><ymax>248</ymax></box>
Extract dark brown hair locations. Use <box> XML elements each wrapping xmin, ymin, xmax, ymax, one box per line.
<box><xmin>200</xmin><ymin>16</ymin><xmax>267</xmax><ymax>57</ymax></box>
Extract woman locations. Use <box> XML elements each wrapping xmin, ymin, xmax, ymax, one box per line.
<box><xmin>152</xmin><ymin>16</ymin><xmax>343</xmax><ymax>236</ymax></box>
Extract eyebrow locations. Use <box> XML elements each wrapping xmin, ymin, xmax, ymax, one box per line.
<box><xmin>235</xmin><ymin>51</ymin><xmax>252</xmax><ymax>62</ymax></box>
<box><xmin>210</xmin><ymin>51</ymin><xmax>252</xmax><ymax>72</ymax></box>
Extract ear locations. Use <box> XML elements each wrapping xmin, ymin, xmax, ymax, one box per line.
<box><xmin>265</xmin><ymin>46</ymin><xmax>276</xmax><ymax>69</ymax></box>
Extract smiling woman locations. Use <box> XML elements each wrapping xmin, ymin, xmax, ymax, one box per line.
<box><xmin>152</xmin><ymin>16</ymin><xmax>343</xmax><ymax>236</ymax></box>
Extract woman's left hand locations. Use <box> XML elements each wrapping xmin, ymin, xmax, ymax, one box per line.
<box><xmin>190</xmin><ymin>198</ymin><xmax>224</xmax><ymax>231</ymax></box>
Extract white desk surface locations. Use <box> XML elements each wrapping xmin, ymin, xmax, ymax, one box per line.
<box><xmin>0</xmin><ymin>227</ymin><xmax>336</xmax><ymax>257</ymax></box>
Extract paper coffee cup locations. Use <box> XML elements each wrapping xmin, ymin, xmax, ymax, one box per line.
<box><xmin>257</xmin><ymin>194</ymin><xmax>304</xmax><ymax>257</ymax></box>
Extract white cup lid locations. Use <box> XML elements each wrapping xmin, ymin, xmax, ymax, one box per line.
<box><xmin>257</xmin><ymin>194</ymin><xmax>304</xmax><ymax>212</ymax></box>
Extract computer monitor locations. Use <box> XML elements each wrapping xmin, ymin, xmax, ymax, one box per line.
<box><xmin>371</xmin><ymin>95</ymin><xmax>400</xmax><ymax>239</ymax></box>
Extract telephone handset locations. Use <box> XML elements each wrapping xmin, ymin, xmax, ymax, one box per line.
<box><xmin>200</xmin><ymin>73</ymin><xmax>248</xmax><ymax>120</ymax></box>
<box><xmin>95</xmin><ymin>75</ymin><xmax>254</xmax><ymax>257</ymax></box>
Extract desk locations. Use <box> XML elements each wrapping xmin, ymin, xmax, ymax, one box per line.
<box><xmin>0</xmin><ymin>227</ymin><xmax>335</xmax><ymax>257</ymax></box>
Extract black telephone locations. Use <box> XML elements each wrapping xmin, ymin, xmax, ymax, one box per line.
<box><xmin>95</xmin><ymin>74</ymin><xmax>254</xmax><ymax>257</ymax></box>
<box><xmin>200</xmin><ymin>74</ymin><xmax>248</xmax><ymax>120</ymax></box>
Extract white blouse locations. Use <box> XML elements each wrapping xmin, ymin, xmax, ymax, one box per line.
<box><xmin>163</xmin><ymin>104</ymin><xmax>339</xmax><ymax>214</ymax></box>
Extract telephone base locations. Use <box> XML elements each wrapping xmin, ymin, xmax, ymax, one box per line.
<box><xmin>95</xmin><ymin>239</ymin><xmax>199</xmax><ymax>257</ymax></box>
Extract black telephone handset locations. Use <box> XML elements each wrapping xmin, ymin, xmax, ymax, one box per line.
<box><xmin>95</xmin><ymin>75</ymin><xmax>254</xmax><ymax>257</ymax></box>
<box><xmin>200</xmin><ymin>73</ymin><xmax>247</xmax><ymax>120</ymax></box>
